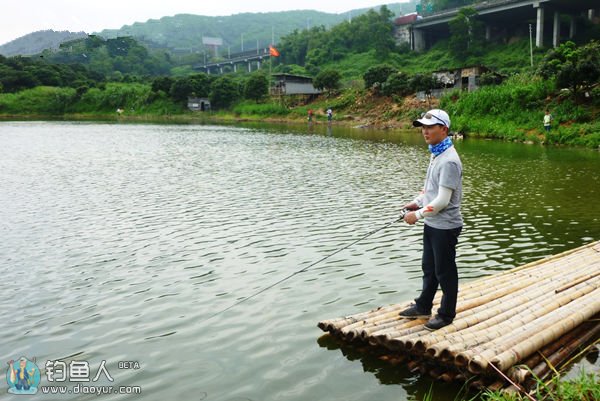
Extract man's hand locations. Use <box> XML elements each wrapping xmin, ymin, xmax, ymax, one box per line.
<box><xmin>403</xmin><ymin>202</ymin><xmax>419</xmax><ymax>211</ymax></box>
<box><xmin>404</xmin><ymin>211</ymin><xmax>419</xmax><ymax>225</ymax></box>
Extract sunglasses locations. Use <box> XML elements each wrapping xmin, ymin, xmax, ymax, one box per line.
<box><xmin>420</xmin><ymin>112</ymin><xmax>446</xmax><ymax>126</ymax></box>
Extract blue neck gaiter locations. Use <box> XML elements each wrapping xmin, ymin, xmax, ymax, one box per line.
<box><xmin>429</xmin><ymin>136</ymin><xmax>453</xmax><ymax>157</ymax></box>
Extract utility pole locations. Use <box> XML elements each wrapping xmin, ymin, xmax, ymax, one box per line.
<box><xmin>529</xmin><ymin>23</ymin><xmax>534</xmax><ymax>67</ymax></box>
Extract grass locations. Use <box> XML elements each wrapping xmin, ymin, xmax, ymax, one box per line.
<box><xmin>419</xmin><ymin>369</ymin><xmax>599</xmax><ymax>401</ymax></box>
<box><xmin>439</xmin><ymin>73</ymin><xmax>600</xmax><ymax>147</ymax></box>
<box><xmin>1</xmin><ymin>39</ymin><xmax>598</xmax><ymax>148</ymax></box>
<box><xmin>232</xmin><ymin>100</ymin><xmax>291</xmax><ymax>117</ymax></box>
<box><xmin>0</xmin><ymin>86</ymin><xmax>76</xmax><ymax>115</ymax></box>
<box><xmin>480</xmin><ymin>370</ymin><xmax>599</xmax><ymax>401</ymax></box>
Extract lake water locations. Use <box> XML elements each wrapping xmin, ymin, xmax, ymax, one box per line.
<box><xmin>1</xmin><ymin>121</ymin><xmax>598</xmax><ymax>400</ymax></box>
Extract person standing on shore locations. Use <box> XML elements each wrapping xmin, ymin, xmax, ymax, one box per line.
<box><xmin>543</xmin><ymin>110</ymin><xmax>553</xmax><ymax>132</ymax></box>
<box><xmin>399</xmin><ymin>109</ymin><xmax>463</xmax><ymax>331</ymax></box>
<box><xmin>326</xmin><ymin>108</ymin><xmax>333</xmax><ymax>122</ymax></box>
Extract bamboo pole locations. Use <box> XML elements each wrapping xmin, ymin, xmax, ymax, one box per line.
<box><xmin>316</xmin><ymin>240</ymin><xmax>600</xmax><ymax>392</ymax></box>
<box><xmin>425</xmin><ymin>276</ymin><xmax>599</xmax><ymax>358</ymax></box>
<box><xmin>467</xmin><ymin>287</ymin><xmax>600</xmax><ymax>373</ymax></box>
<box><xmin>455</xmin><ymin>286</ymin><xmax>597</xmax><ymax>368</ymax></box>
<box><xmin>319</xmin><ymin>242</ymin><xmax>596</xmax><ymax>333</ymax></box>
<box><xmin>507</xmin><ymin>319</ymin><xmax>593</xmax><ymax>383</ymax></box>
<box><xmin>413</xmin><ymin>270</ymin><xmax>599</xmax><ymax>356</ymax></box>
<box><xmin>388</xmin><ymin>267</ymin><xmax>598</xmax><ymax>354</ymax></box>
<box><xmin>555</xmin><ymin>271</ymin><xmax>600</xmax><ymax>293</ymax></box>
<box><xmin>526</xmin><ymin>320</ymin><xmax>600</xmax><ymax>382</ymax></box>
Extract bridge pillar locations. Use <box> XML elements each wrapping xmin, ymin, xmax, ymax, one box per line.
<box><xmin>535</xmin><ymin>6</ymin><xmax>544</xmax><ymax>47</ymax></box>
<box><xmin>589</xmin><ymin>9</ymin><xmax>596</xmax><ymax>21</ymax></box>
<box><xmin>257</xmin><ymin>60</ymin><xmax>261</xmax><ymax>70</ymax></box>
<box><xmin>219</xmin><ymin>67</ymin><xmax>223</xmax><ymax>74</ymax></box>
<box><xmin>569</xmin><ymin>16</ymin><xmax>576</xmax><ymax>38</ymax></box>
<box><xmin>412</xmin><ymin>28</ymin><xmax>426</xmax><ymax>52</ymax></box>
<box><xmin>234</xmin><ymin>64</ymin><xmax>237</xmax><ymax>73</ymax></box>
<box><xmin>248</xmin><ymin>62</ymin><xmax>252</xmax><ymax>72</ymax></box>
<box><xmin>553</xmin><ymin>11</ymin><xmax>560</xmax><ymax>47</ymax></box>
<box><xmin>485</xmin><ymin>24</ymin><xmax>491</xmax><ymax>41</ymax></box>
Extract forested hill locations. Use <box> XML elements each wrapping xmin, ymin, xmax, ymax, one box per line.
<box><xmin>98</xmin><ymin>2</ymin><xmax>418</xmax><ymax>51</ymax></box>
<box><xmin>0</xmin><ymin>30</ymin><xmax>87</xmax><ymax>56</ymax></box>
<box><xmin>0</xmin><ymin>3</ymin><xmax>417</xmax><ymax>57</ymax></box>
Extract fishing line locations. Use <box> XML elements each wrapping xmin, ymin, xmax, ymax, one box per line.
<box><xmin>201</xmin><ymin>210</ymin><xmax>409</xmax><ymax>323</ymax></box>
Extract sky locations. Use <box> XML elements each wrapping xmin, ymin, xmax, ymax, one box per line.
<box><xmin>0</xmin><ymin>0</ymin><xmax>402</xmax><ymax>45</ymax></box>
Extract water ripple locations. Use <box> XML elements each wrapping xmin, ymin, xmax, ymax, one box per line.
<box><xmin>0</xmin><ymin>122</ymin><xmax>598</xmax><ymax>401</ymax></box>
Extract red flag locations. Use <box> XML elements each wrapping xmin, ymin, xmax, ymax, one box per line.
<box><xmin>269</xmin><ymin>45</ymin><xmax>280</xmax><ymax>57</ymax></box>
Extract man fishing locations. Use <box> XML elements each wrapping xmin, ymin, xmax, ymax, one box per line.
<box><xmin>399</xmin><ymin>109</ymin><xmax>463</xmax><ymax>331</ymax></box>
<box><xmin>8</xmin><ymin>358</ymin><xmax>36</xmax><ymax>391</ymax></box>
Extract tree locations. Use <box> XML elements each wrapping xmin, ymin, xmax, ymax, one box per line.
<box><xmin>478</xmin><ymin>71</ymin><xmax>503</xmax><ymax>86</ymax></box>
<box><xmin>422</xmin><ymin>0</ymin><xmax>478</xmax><ymax>13</ymax></box>
<box><xmin>244</xmin><ymin>73</ymin><xmax>269</xmax><ymax>103</ymax></box>
<box><xmin>210</xmin><ymin>76</ymin><xmax>240</xmax><ymax>109</ymax></box>
<box><xmin>370</xmin><ymin>6</ymin><xmax>397</xmax><ymax>59</ymax></box>
<box><xmin>279</xmin><ymin>6</ymin><xmax>396</xmax><ymax>69</ymax></box>
<box><xmin>151</xmin><ymin>76</ymin><xmax>174</xmax><ymax>93</ymax></box>
<box><xmin>449</xmin><ymin>7</ymin><xmax>484</xmax><ymax>61</ymax></box>
<box><xmin>313</xmin><ymin>69</ymin><xmax>341</xmax><ymax>95</ymax></box>
<box><xmin>363</xmin><ymin>64</ymin><xmax>398</xmax><ymax>89</ymax></box>
<box><xmin>410</xmin><ymin>74</ymin><xmax>439</xmax><ymax>96</ymax></box>
<box><xmin>538</xmin><ymin>40</ymin><xmax>600</xmax><ymax>98</ymax></box>
<box><xmin>383</xmin><ymin>71</ymin><xmax>412</xmax><ymax>97</ymax></box>
<box><xmin>169</xmin><ymin>74</ymin><xmax>210</xmax><ymax>103</ymax></box>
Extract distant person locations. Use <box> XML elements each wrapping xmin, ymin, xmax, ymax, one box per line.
<box><xmin>308</xmin><ymin>109</ymin><xmax>314</xmax><ymax>122</ymax></box>
<box><xmin>543</xmin><ymin>110</ymin><xmax>553</xmax><ymax>132</ymax></box>
<box><xmin>399</xmin><ymin>109</ymin><xmax>463</xmax><ymax>331</ymax></box>
<box><xmin>326</xmin><ymin>108</ymin><xmax>333</xmax><ymax>122</ymax></box>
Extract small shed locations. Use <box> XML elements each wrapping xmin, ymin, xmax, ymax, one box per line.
<box><xmin>417</xmin><ymin>66</ymin><xmax>504</xmax><ymax>100</ymax></box>
<box><xmin>271</xmin><ymin>73</ymin><xmax>321</xmax><ymax>96</ymax></box>
<box><xmin>187</xmin><ymin>97</ymin><xmax>211</xmax><ymax>111</ymax></box>
<box><xmin>432</xmin><ymin>66</ymin><xmax>502</xmax><ymax>92</ymax></box>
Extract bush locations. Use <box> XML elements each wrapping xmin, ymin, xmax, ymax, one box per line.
<box><xmin>210</xmin><ymin>76</ymin><xmax>241</xmax><ymax>109</ymax></box>
<box><xmin>363</xmin><ymin>64</ymin><xmax>398</xmax><ymax>89</ymax></box>
<box><xmin>0</xmin><ymin>86</ymin><xmax>76</xmax><ymax>114</ymax></box>
<box><xmin>75</xmin><ymin>82</ymin><xmax>152</xmax><ymax>112</ymax></box>
<box><xmin>382</xmin><ymin>71</ymin><xmax>412</xmax><ymax>97</ymax></box>
<box><xmin>244</xmin><ymin>73</ymin><xmax>269</xmax><ymax>103</ymax></box>
<box><xmin>232</xmin><ymin>101</ymin><xmax>290</xmax><ymax>117</ymax></box>
<box><xmin>314</xmin><ymin>69</ymin><xmax>342</xmax><ymax>94</ymax></box>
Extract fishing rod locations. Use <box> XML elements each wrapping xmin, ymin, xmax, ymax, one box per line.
<box><xmin>201</xmin><ymin>209</ymin><xmax>410</xmax><ymax>323</ymax></box>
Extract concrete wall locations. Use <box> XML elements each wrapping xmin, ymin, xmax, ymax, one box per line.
<box><xmin>281</xmin><ymin>82</ymin><xmax>321</xmax><ymax>95</ymax></box>
<box><xmin>394</xmin><ymin>26</ymin><xmax>412</xmax><ymax>45</ymax></box>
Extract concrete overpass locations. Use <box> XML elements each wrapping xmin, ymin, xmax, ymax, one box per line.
<box><xmin>405</xmin><ymin>0</ymin><xmax>599</xmax><ymax>51</ymax></box>
<box><xmin>194</xmin><ymin>47</ymin><xmax>272</xmax><ymax>74</ymax></box>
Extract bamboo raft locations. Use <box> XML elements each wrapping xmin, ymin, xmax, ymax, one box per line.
<box><xmin>318</xmin><ymin>241</ymin><xmax>600</xmax><ymax>392</ymax></box>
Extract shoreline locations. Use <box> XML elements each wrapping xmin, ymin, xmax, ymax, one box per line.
<box><xmin>0</xmin><ymin>112</ymin><xmax>597</xmax><ymax>149</ymax></box>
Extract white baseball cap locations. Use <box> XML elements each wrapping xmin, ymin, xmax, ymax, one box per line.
<box><xmin>413</xmin><ymin>109</ymin><xmax>450</xmax><ymax>128</ymax></box>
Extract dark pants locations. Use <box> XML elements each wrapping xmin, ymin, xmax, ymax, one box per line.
<box><xmin>415</xmin><ymin>224</ymin><xmax>462</xmax><ymax>321</ymax></box>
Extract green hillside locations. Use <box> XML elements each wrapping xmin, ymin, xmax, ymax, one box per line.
<box><xmin>0</xmin><ymin>3</ymin><xmax>417</xmax><ymax>58</ymax></box>
<box><xmin>97</xmin><ymin>3</ymin><xmax>418</xmax><ymax>51</ymax></box>
<box><xmin>0</xmin><ymin>30</ymin><xmax>87</xmax><ymax>56</ymax></box>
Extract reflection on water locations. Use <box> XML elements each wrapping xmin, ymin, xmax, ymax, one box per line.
<box><xmin>0</xmin><ymin>121</ymin><xmax>598</xmax><ymax>401</ymax></box>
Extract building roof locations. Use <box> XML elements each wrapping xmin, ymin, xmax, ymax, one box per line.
<box><xmin>394</xmin><ymin>13</ymin><xmax>419</xmax><ymax>25</ymax></box>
